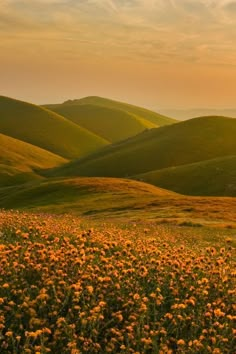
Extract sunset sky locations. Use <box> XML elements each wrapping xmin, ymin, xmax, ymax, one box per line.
<box><xmin>0</xmin><ymin>0</ymin><xmax>236</xmax><ymax>109</ymax></box>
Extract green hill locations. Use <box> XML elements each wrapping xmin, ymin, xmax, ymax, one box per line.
<box><xmin>43</xmin><ymin>103</ymin><xmax>156</xmax><ymax>143</ymax></box>
<box><xmin>136</xmin><ymin>155</ymin><xmax>236</xmax><ymax>197</ymax></box>
<box><xmin>0</xmin><ymin>177</ymin><xmax>177</xmax><ymax>213</ymax></box>
<box><xmin>0</xmin><ymin>133</ymin><xmax>66</xmax><ymax>186</ymax></box>
<box><xmin>0</xmin><ymin>96</ymin><xmax>108</xmax><ymax>159</ymax></box>
<box><xmin>50</xmin><ymin>116</ymin><xmax>236</xmax><ymax>179</ymax></box>
<box><xmin>1</xmin><ymin>177</ymin><xmax>235</xmax><ymax>228</ymax></box>
<box><xmin>72</xmin><ymin>96</ymin><xmax>176</xmax><ymax>125</ymax></box>
<box><xmin>45</xmin><ymin>96</ymin><xmax>176</xmax><ymax>141</ymax></box>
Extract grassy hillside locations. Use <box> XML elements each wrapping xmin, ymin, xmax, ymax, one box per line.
<box><xmin>0</xmin><ymin>96</ymin><xmax>108</xmax><ymax>159</ymax></box>
<box><xmin>0</xmin><ymin>133</ymin><xmax>66</xmax><ymax>186</ymax></box>
<box><xmin>50</xmin><ymin>116</ymin><xmax>236</xmax><ymax>179</ymax></box>
<box><xmin>136</xmin><ymin>155</ymin><xmax>236</xmax><ymax>197</ymax></box>
<box><xmin>43</xmin><ymin>104</ymin><xmax>156</xmax><ymax>143</ymax></box>
<box><xmin>0</xmin><ymin>177</ymin><xmax>235</xmax><ymax>228</ymax></box>
<box><xmin>45</xmin><ymin>95</ymin><xmax>176</xmax><ymax>127</ymax></box>
<box><xmin>0</xmin><ymin>177</ymin><xmax>176</xmax><ymax>212</ymax></box>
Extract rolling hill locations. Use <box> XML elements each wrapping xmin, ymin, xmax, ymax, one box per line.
<box><xmin>0</xmin><ymin>133</ymin><xmax>66</xmax><ymax>186</ymax></box>
<box><xmin>43</xmin><ymin>104</ymin><xmax>156</xmax><ymax>143</ymax></box>
<box><xmin>0</xmin><ymin>177</ymin><xmax>177</xmax><ymax>213</ymax></box>
<box><xmin>135</xmin><ymin>155</ymin><xmax>236</xmax><ymax>197</ymax></box>
<box><xmin>0</xmin><ymin>96</ymin><xmax>108</xmax><ymax>159</ymax></box>
<box><xmin>49</xmin><ymin>116</ymin><xmax>236</xmax><ymax>179</ymax></box>
<box><xmin>46</xmin><ymin>96</ymin><xmax>176</xmax><ymax>125</ymax></box>
<box><xmin>45</xmin><ymin>96</ymin><xmax>176</xmax><ymax>142</ymax></box>
<box><xmin>0</xmin><ymin>177</ymin><xmax>235</xmax><ymax>227</ymax></box>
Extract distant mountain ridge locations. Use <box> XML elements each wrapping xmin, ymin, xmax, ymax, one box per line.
<box><xmin>160</xmin><ymin>108</ymin><xmax>236</xmax><ymax>120</ymax></box>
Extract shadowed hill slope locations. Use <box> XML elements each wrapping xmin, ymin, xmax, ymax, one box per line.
<box><xmin>43</xmin><ymin>104</ymin><xmax>156</xmax><ymax>143</ymax></box>
<box><xmin>49</xmin><ymin>116</ymin><xmax>236</xmax><ymax>179</ymax></box>
<box><xmin>135</xmin><ymin>155</ymin><xmax>236</xmax><ymax>197</ymax></box>
<box><xmin>0</xmin><ymin>96</ymin><xmax>108</xmax><ymax>159</ymax></box>
<box><xmin>0</xmin><ymin>133</ymin><xmax>66</xmax><ymax>186</ymax></box>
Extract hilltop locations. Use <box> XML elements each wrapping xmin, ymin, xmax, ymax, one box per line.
<box><xmin>44</xmin><ymin>96</ymin><xmax>176</xmax><ymax>143</ymax></box>
<box><xmin>43</xmin><ymin>104</ymin><xmax>156</xmax><ymax>143</ymax></box>
<box><xmin>49</xmin><ymin>116</ymin><xmax>236</xmax><ymax>179</ymax></box>
<box><xmin>46</xmin><ymin>96</ymin><xmax>175</xmax><ymax>126</ymax></box>
<box><xmin>0</xmin><ymin>96</ymin><xmax>107</xmax><ymax>159</ymax></box>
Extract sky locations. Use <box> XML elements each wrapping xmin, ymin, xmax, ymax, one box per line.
<box><xmin>0</xmin><ymin>0</ymin><xmax>236</xmax><ymax>109</ymax></box>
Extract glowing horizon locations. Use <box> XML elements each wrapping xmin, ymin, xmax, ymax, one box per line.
<box><xmin>1</xmin><ymin>0</ymin><xmax>236</xmax><ymax>109</ymax></box>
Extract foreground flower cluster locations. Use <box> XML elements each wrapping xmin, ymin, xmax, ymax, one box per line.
<box><xmin>0</xmin><ymin>210</ymin><xmax>235</xmax><ymax>353</ymax></box>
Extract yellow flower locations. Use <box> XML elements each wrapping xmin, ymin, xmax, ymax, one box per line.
<box><xmin>214</xmin><ymin>308</ymin><xmax>225</xmax><ymax>317</ymax></box>
<box><xmin>133</xmin><ymin>293</ymin><xmax>140</xmax><ymax>300</ymax></box>
<box><xmin>177</xmin><ymin>339</ymin><xmax>185</xmax><ymax>346</ymax></box>
<box><xmin>86</xmin><ymin>286</ymin><xmax>94</xmax><ymax>294</ymax></box>
<box><xmin>5</xmin><ymin>331</ymin><xmax>13</xmax><ymax>337</ymax></box>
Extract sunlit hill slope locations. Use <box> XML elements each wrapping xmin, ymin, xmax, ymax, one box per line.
<box><xmin>0</xmin><ymin>133</ymin><xmax>66</xmax><ymax>186</ymax></box>
<box><xmin>45</xmin><ymin>96</ymin><xmax>176</xmax><ymax>143</ymax></box>
<box><xmin>43</xmin><ymin>104</ymin><xmax>156</xmax><ymax>143</ymax></box>
<box><xmin>0</xmin><ymin>96</ymin><xmax>107</xmax><ymax>159</ymax></box>
<box><xmin>0</xmin><ymin>177</ymin><xmax>177</xmax><ymax>212</ymax></box>
<box><xmin>0</xmin><ymin>177</ymin><xmax>235</xmax><ymax>228</ymax></box>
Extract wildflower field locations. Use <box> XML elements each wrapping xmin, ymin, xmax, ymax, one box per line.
<box><xmin>0</xmin><ymin>210</ymin><xmax>235</xmax><ymax>353</ymax></box>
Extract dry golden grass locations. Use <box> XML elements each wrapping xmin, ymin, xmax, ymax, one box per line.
<box><xmin>0</xmin><ymin>177</ymin><xmax>235</xmax><ymax>229</ymax></box>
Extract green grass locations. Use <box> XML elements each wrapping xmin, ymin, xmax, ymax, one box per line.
<box><xmin>0</xmin><ymin>96</ymin><xmax>108</xmax><ymax>159</ymax></box>
<box><xmin>45</xmin><ymin>95</ymin><xmax>176</xmax><ymax>127</ymax></box>
<box><xmin>135</xmin><ymin>155</ymin><xmax>236</xmax><ymax>197</ymax></box>
<box><xmin>0</xmin><ymin>176</ymin><xmax>235</xmax><ymax>228</ymax></box>
<box><xmin>0</xmin><ymin>133</ymin><xmax>66</xmax><ymax>186</ymax></box>
<box><xmin>49</xmin><ymin>116</ymin><xmax>236</xmax><ymax>180</ymax></box>
<box><xmin>0</xmin><ymin>177</ymin><xmax>176</xmax><ymax>212</ymax></box>
<box><xmin>43</xmin><ymin>104</ymin><xmax>156</xmax><ymax>143</ymax></box>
